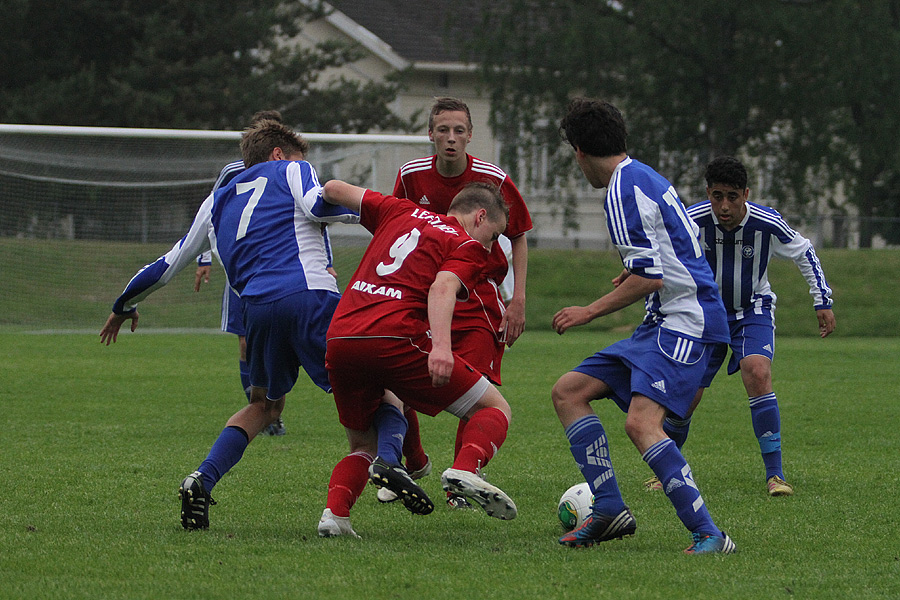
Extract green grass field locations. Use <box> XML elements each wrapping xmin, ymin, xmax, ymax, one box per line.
<box><xmin>1</xmin><ymin>331</ymin><xmax>898</xmax><ymax>599</ymax></box>
<box><xmin>2</xmin><ymin>239</ymin><xmax>900</xmax><ymax>336</ymax></box>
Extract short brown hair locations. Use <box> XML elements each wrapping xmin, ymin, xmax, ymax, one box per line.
<box><xmin>240</xmin><ymin>120</ymin><xmax>309</xmax><ymax>168</ymax></box>
<box><xmin>448</xmin><ymin>181</ymin><xmax>509</xmax><ymax>228</ymax></box>
<box><xmin>428</xmin><ymin>97</ymin><xmax>473</xmax><ymax>132</ymax></box>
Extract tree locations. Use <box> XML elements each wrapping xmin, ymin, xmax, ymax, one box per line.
<box><xmin>0</xmin><ymin>0</ymin><xmax>415</xmax><ymax>132</ymax></box>
<box><xmin>774</xmin><ymin>0</ymin><xmax>900</xmax><ymax>247</ymax></box>
<box><xmin>470</xmin><ymin>0</ymin><xmax>900</xmax><ymax>246</ymax></box>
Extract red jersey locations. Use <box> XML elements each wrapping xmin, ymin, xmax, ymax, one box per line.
<box><xmin>393</xmin><ymin>154</ymin><xmax>532</xmax><ymax>240</ymax></box>
<box><xmin>326</xmin><ymin>190</ymin><xmax>489</xmax><ymax>340</ymax></box>
<box><xmin>393</xmin><ymin>155</ymin><xmax>532</xmax><ymax>382</ymax></box>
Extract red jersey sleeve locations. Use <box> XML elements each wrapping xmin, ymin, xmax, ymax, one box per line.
<box><xmin>440</xmin><ymin>238</ymin><xmax>490</xmax><ymax>300</ymax></box>
<box><xmin>359</xmin><ymin>189</ymin><xmax>409</xmax><ymax>234</ymax></box>
<box><xmin>392</xmin><ymin>170</ymin><xmax>405</xmax><ymax>198</ymax></box>
<box><xmin>498</xmin><ymin>177</ymin><xmax>533</xmax><ymax>239</ymax></box>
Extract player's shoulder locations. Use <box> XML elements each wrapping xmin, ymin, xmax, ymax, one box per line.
<box><xmin>686</xmin><ymin>200</ymin><xmax>712</xmax><ymax>219</ymax></box>
<box><xmin>469</xmin><ymin>157</ymin><xmax>509</xmax><ymax>182</ymax></box>
<box><xmin>398</xmin><ymin>156</ymin><xmax>435</xmax><ymax>177</ymax></box>
<box><xmin>219</xmin><ymin>159</ymin><xmax>244</xmax><ymax>175</ymax></box>
<box><xmin>746</xmin><ymin>202</ymin><xmax>791</xmax><ymax>227</ymax></box>
<box><xmin>213</xmin><ymin>160</ymin><xmax>246</xmax><ymax>191</ymax></box>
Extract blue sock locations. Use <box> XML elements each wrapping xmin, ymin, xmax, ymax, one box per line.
<box><xmin>197</xmin><ymin>426</ymin><xmax>249</xmax><ymax>492</ymax></box>
<box><xmin>239</xmin><ymin>360</ymin><xmax>251</xmax><ymax>402</ymax></box>
<box><xmin>373</xmin><ymin>404</ymin><xmax>407</xmax><ymax>466</ymax></box>
<box><xmin>643</xmin><ymin>438</ymin><xmax>719</xmax><ymax>537</ymax></box>
<box><xmin>749</xmin><ymin>392</ymin><xmax>783</xmax><ymax>480</ymax></box>
<box><xmin>565</xmin><ymin>415</ymin><xmax>626</xmax><ymax>516</ymax></box>
<box><xmin>663</xmin><ymin>414</ymin><xmax>692</xmax><ymax>450</ymax></box>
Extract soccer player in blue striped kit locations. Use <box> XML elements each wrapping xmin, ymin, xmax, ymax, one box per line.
<box><xmin>647</xmin><ymin>156</ymin><xmax>834</xmax><ymax>497</ymax></box>
<box><xmin>193</xmin><ymin>110</ymin><xmax>338</xmax><ymax>437</ymax></box>
<box><xmin>100</xmin><ymin>120</ymin><xmax>360</xmax><ymax>530</ymax></box>
<box><xmin>551</xmin><ymin>98</ymin><xmax>735</xmax><ymax>554</ymax></box>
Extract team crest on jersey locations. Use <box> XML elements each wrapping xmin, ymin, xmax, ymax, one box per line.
<box><xmin>742</xmin><ymin>245</ymin><xmax>755</xmax><ymax>258</ymax></box>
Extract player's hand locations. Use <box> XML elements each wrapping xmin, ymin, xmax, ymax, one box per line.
<box><xmin>327</xmin><ymin>267</ymin><xmax>339</xmax><ymax>281</ymax></box>
<box><xmin>816</xmin><ymin>308</ymin><xmax>835</xmax><ymax>338</ymax></box>
<box><xmin>100</xmin><ymin>311</ymin><xmax>139</xmax><ymax>345</ymax></box>
<box><xmin>194</xmin><ymin>265</ymin><xmax>211</xmax><ymax>292</ymax></box>
<box><xmin>502</xmin><ymin>297</ymin><xmax>526</xmax><ymax>347</ymax></box>
<box><xmin>427</xmin><ymin>346</ymin><xmax>454</xmax><ymax>387</ymax></box>
<box><xmin>611</xmin><ymin>268</ymin><xmax>630</xmax><ymax>288</ymax></box>
<box><xmin>552</xmin><ymin>306</ymin><xmax>592</xmax><ymax>335</ymax></box>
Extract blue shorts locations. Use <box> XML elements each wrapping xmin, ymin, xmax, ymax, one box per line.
<box><xmin>244</xmin><ymin>289</ymin><xmax>340</xmax><ymax>399</ymax></box>
<box><xmin>572</xmin><ymin>323</ymin><xmax>716</xmax><ymax>419</ymax></box>
<box><xmin>221</xmin><ymin>286</ymin><xmax>245</xmax><ymax>336</ymax></box>
<box><xmin>700</xmin><ymin>314</ymin><xmax>775</xmax><ymax>386</ymax></box>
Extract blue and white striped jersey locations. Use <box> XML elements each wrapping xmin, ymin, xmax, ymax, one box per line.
<box><xmin>686</xmin><ymin>200</ymin><xmax>833</xmax><ymax>321</ymax></box>
<box><xmin>606</xmin><ymin>158</ymin><xmax>729</xmax><ymax>343</ymax></box>
<box><xmin>112</xmin><ymin>160</ymin><xmax>358</xmax><ymax>314</ymax></box>
<box><xmin>198</xmin><ymin>160</ymin><xmax>246</xmax><ymax>266</ymax></box>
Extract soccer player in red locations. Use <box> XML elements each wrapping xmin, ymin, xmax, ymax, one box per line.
<box><xmin>384</xmin><ymin>97</ymin><xmax>533</xmax><ymax>507</ymax></box>
<box><xmin>317</xmin><ymin>180</ymin><xmax>519</xmax><ymax>538</ymax></box>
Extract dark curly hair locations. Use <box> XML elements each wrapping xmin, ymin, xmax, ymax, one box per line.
<box><xmin>705</xmin><ymin>156</ymin><xmax>748</xmax><ymax>190</ymax></box>
<box><xmin>559</xmin><ymin>98</ymin><xmax>627</xmax><ymax>158</ymax></box>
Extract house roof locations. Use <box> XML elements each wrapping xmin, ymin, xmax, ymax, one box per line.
<box><xmin>326</xmin><ymin>0</ymin><xmax>483</xmax><ymax>68</ymax></box>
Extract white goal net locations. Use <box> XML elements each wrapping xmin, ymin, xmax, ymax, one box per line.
<box><xmin>0</xmin><ymin>124</ymin><xmax>431</xmax><ymax>331</ymax></box>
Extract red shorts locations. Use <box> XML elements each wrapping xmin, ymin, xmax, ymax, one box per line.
<box><xmin>325</xmin><ymin>335</ymin><xmax>488</xmax><ymax>431</ymax></box>
<box><xmin>452</xmin><ymin>326</ymin><xmax>505</xmax><ymax>385</ymax></box>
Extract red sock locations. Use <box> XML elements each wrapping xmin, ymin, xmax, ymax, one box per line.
<box><xmin>453</xmin><ymin>418</ymin><xmax>467</xmax><ymax>459</ymax></box>
<box><xmin>402</xmin><ymin>408</ymin><xmax>428</xmax><ymax>472</ymax></box>
<box><xmin>325</xmin><ymin>451</ymin><xmax>372</xmax><ymax>518</ymax></box>
<box><xmin>452</xmin><ymin>407</ymin><xmax>509</xmax><ymax>473</ymax></box>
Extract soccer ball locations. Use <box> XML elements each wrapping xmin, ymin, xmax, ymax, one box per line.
<box><xmin>557</xmin><ymin>482</ymin><xmax>593</xmax><ymax>531</ymax></box>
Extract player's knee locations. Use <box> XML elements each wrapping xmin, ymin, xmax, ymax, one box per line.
<box><xmin>472</xmin><ymin>386</ymin><xmax>511</xmax><ymax>422</ymax></box>
<box><xmin>623</xmin><ymin>412</ymin><xmax>660</xmax><ymax>447</ymax></box>
<box><xmin>551</xmin><ymin>373</ymin><xmax>583</xmax><ymax>415</ymax></box>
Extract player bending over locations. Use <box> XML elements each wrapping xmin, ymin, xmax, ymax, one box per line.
<box><xmin>317</xmin><ymin>180</ymin><xmax>518</xmax><ymax>538</ymax></box>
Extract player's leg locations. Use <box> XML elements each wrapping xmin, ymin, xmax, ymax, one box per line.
<box><xmin>553</xmin><ymin>370</ymin><xmax>635</xmax><ymax>546</ymax></box>
<box><xmin>320</xmin><ymin>427</ymin><xmax>375</xmax><ymax>539</ymax></box>
<box><xmin>627</xmin><ymin>328</ymin><xmax>735</xmax><ymax>554</ymax></box>
<box><xmin>376</xmin><ymin>405</ymin><xmax>431</xmax><ymax>504</ymax></box>
<box><xmin>733</xmin><ymin>318</ymin><xmax>791</xmax><ymax>495</ymax></box>
<box><xmin>627</xmin><ymin>395</ymin><xmax>733</xmax><ymax>552</ymax></box>
<box><xmin>400</xmin><ymin>408</ymin><xmax>429</xmax><ymax>472</ymax></box>
<box><xmin>368</xmin><ymin>392</ymin><xmax>433</xmax><ymax>515</ymax></box>
<box><xmin>740</xmin><ymin>354</ymin><xmax>791</xmax><ymax>495</ymax></box>
<box><xmin>443</xmin><ymin>417</ymin><xmax>474</xmax><ymax>509</ymax></box>
<box><xmin>647</xmin><ymin>389</ymin><xmax>704</xmax><ymax>491</ymax></box>
<box><xmin>237</xmin><ymin>335</ymin><xmax>251</xmax><ymax>401</ymax></box>
<box><xmin>179</xmin><ymin>389</ymin><xmax>285</xmax><ymax>530</ymax></box>
<box><xmin>440</xmin><ymin>383</ymin><xmax>517</xmax><ymax>520</ymax></box>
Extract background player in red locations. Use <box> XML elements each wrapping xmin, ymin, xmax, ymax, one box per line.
<box><xmin>382</xmin><ymin>97</ymin><xmax>533</xmax><ymax>507</ymax></box>
<box><xmin>317</xmin><ymin>180</ymin><xmax>518</xmax><ymax>538</ymax></box>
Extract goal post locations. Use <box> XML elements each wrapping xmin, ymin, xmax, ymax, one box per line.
<box><xmin>0</xmin><ymin>124</ymin><xmax>432</xmax><ymax>331</ymax></box>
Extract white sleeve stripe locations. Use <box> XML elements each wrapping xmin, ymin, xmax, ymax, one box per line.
<box><xmin>471</xmin><ymin>159</ymin><xmax>508</xmax><ymax>179</ymax></box>
<box><xmin>749</xmin><ymin>205</ymin><xmax>796</xmax><ymax>238</ymax></box>
<box><xmin>399</xmin><ymin>158</ymin><xmax>433</xmax><ymax>175</ymax></box>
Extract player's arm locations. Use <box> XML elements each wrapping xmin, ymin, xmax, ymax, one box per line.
<box><xmin>552</xmin><ymin>271</ymin><xmax>662</xmax><ymax>335</ymax></box>
<box><xmin>321</xmin><ymin>180</ymin><xmax>366</xmax><ymax>212</ymax></box>
<box><xmin>771</xmin><ymin>220</ymin><xmax>835</xmax><ymax>336</ymax></box>
<box><xmin>427</xmin><ymin>271</ymin><xmax>465</xmax><ymax>387</ymax></box>
<box><xmin>502</xmin><ymin>234</ymin><xmax>528</xmax><ymax>346</ymax></box>
<box><xmin>101</xmin><ymin>195</ymin><xmax>213</xmax><ymax>344</ymax></box>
